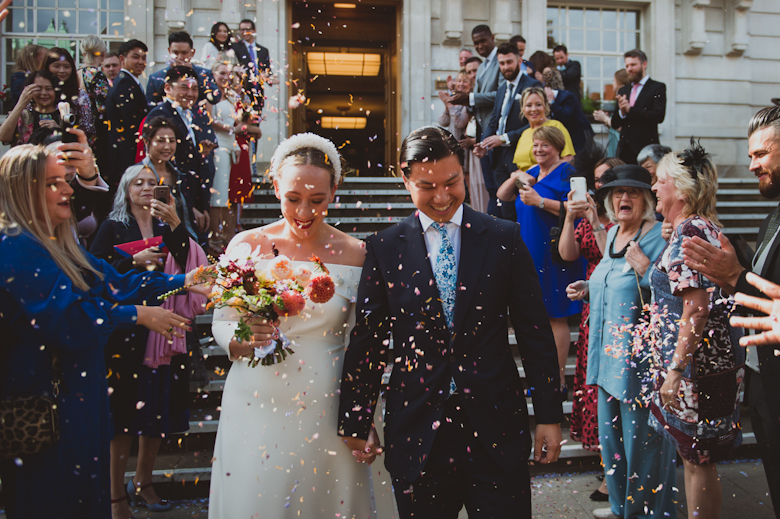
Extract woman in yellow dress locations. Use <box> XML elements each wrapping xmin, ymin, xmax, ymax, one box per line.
<box><xmin>512</xmin><ymin>86</ymin><xmax>575</xmax><ymax>172</ymax></box>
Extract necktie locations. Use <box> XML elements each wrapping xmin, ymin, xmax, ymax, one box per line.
<box><xmin>755</xmin><ymin>206</ymin><xmax>780</xmax><ymax>260</ymax></box>
<box><xmin>498</xmin><ymin>83</ymin><xmax>516</xmax><ymax>136</ymax></box>
<box><xmin>432</xmin><ymin>222</ymin><xmax>458</xmax><ymax>396</ymax></box>
<box><xmin>182</xmin><ymin>108</ymin><xmax>197</xmax><ymax>145</ymax></box>
<box><xmin>248</xmin><ymin>43</ymin><xmax>257</xmax><ymax>71</ymax></box>
<box><xmin>629</xmin><ymin>82</ymin><xmax>641</xmax><ymax>107</ymax></box>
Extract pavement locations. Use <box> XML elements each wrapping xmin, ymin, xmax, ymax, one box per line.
<box><xmin>5</xmin><ymin>457</ymin><xmax>770</xmax><ymax>518</ymax></box>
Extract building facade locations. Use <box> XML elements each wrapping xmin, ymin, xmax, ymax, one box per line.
<box><xmin>1</xmin><ymin>0</ymin><xmax>777</xmax><ymax>176</ymax></box>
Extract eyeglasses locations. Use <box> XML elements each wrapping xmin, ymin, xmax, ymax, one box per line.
<box><xmin>612</xmin><ymin>188</ymin><xmax>642</xmax><ymax>199</ymax></box>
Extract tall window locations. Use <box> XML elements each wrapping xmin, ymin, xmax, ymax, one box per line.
<box><xmin>2</xmin><ymin>0</ymin><xmax>124</xmax><ymax>106</ymax></box>
<box><xmin>547</xmin><ymin>5</ymin><xmax>640</xmax><ymax>103</ymax></box>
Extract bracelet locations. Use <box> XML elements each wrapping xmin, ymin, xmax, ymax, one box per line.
<box><xmin>77</xmin><ymin>171</ymin><xmax>99</xmax><ymax>182</ymax></box>
<box><xmin>593</xmin><ymin>223</ymin><xmax>606</xmax><ymax>232</ymax></box>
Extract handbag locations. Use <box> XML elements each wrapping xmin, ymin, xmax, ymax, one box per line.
<box><xmin>0</xmin><ymin>353</ymin><xmax>62</xmax><ymax>458</ymax></box>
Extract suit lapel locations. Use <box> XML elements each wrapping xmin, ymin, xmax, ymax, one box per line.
<box><xmin>633</xmin><ymin>78</ymin><xmax>654</xmax><ymax>107</ymax></box>
<box><xmin>451</xmin><ymin>206</ymin><xmax>489</xmax><ymax>337</ymax></box>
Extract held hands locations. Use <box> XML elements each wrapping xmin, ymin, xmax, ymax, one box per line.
<box><xmin>184</xmin><ymin>265</ymin><xmax>215</xmax><ymax>297</ymax></box>
<box><xmin>730</xmin><ymin>272</ymin><xmax>780</xmax><ymax>346</ymax></box>
<box><xmin>459</xmin><ymin>136</ymin><xmax>476</xmax><ymax>150</ymax></box>
<box><xmin>342</xmin><ymin>427</ymin><xmax>383</xmax><ymax>465</ymax></box>
<box><xmin>479</xmin><ymin>135</ymin><xmax>504</xmax><ymax>151</ymax></box>
<box><xmin>228</xmin><ymin>316</ymin><xmax>279</xmax><ymax>359</ymax></box>
<box><xmin>566</xmin><ymin>280</ymin><xmax>589</xmax><ymax>301</ymax></box>
<box><xmin>193</xmin><ymin>208</ymin><xmax>210</xmax><ymax>232</ymax></box>
<box><xmin>135</xmin><ymin>305</ymin><xmax>192</xmax><ymax>341</ymax></box>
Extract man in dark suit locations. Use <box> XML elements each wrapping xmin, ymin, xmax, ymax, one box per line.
<box><xmin>682</xmin><ymin>106</ymin><xmax>780</xmax><ymax>518</ymax></box>
<box><xmin>548</xmin><ymin>87</ymin><xmax>594</xmax><ymax>152</ymax></box>
<box><xmin>103</xmin><ymin>39</ymin><xmax>148</xmax><ymax>212</ymax></box>
<box><xmin>338</xmin><ymin>126</ymin><xmax>563</xmax><ymax>518</ymax></box>
<box><xmin>233</xmin><ymin>18</ymin><xmax>273</xmax><ymax>114</ymax></box>
<box><xmin>553</xmin><ymin>45</ymin><xmax>581</xmax><ymax>102</ymax></box>
<box><xmin>145</xmin><ymin>66</ymin><xmax>217</xmax><ymax>236</ymax></box>
<box><xmin>145</xmin><ymin>31</ymin><xmax>221</xmax><ymax>108</ymax></box>
<box><xmin>475</xmin><ymin>42</ymin><xmax>542</xmax><ymax>221</ymax></box>
<box><xmin>447</xmin><ymin>25</ymin><xmax>503</xmax><ymax>218</ymax></box>
<box><xmin>610</xmin><ymin>49</ymin><xmax>666</xmax><ymax>165</ymax></box>
<box><xmin>509</xmin><ymin>35</ymin><xmax>536</xmax><ymax>78</ymax></box>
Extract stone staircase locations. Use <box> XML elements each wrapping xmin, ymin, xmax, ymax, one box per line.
<box><xmin>124</xmin><ymin>174</ymin><xmax>764</xmax><ymax>485</ymax></box>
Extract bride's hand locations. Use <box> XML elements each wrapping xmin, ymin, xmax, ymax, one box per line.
<box><xmin>228</xmin><ymin>317</ymin><xmax>278</xmax><ymax>359</ymax></box>
<box><xmin>343</xmin><ymin>426</ymin><xmax>383</xmax><ymax>465</ymax></box>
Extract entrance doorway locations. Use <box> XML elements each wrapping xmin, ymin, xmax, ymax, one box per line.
<box><xmin>289</xmin><ymin>1</ymin><xmax>399</xmax><ymax>176</ymax></box>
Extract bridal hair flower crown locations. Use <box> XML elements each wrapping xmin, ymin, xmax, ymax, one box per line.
<box><xmin>269</xmin><ymin>132</ymin><xmax>343</xmax><ymax>184</ymax></box>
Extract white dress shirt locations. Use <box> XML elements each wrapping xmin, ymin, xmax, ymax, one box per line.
<box><xmin>418</xmin><ymin>204</ymin><xmax>463</xmax><ymax>274</ymax></box>
<box><xmin>497</xmin><ymin>74</ymin><xmax>522</xmax><ymax>141</ymax></box>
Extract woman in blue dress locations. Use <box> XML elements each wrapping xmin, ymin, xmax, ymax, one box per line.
<box><xmin>498</xmin><ymin>125</ymin><xmax>586</xmax><ymax>396</ymax></box>
<box><xmin>0</xmin><ymin>144</ymin><xmax>203</xmax><ymax>519</ymax></box>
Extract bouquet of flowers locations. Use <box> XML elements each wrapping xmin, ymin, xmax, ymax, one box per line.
<box><xmin>205</xmin><ymin>248</ymin><xmax>336</xmax><ymax>367</ymax></box>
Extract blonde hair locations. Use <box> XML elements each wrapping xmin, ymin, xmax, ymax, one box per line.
<box><xmin>520</xmin><ymin>87</ymin><xmax>551</xmax><ymax>121</ymax></box>
<box><xmin>80</xmin><ymin>35</ymin><xmax>107</xmax><ymax>66</ymax></box>
<box><xmin>0</xmin><ymin>145</ymin><xmax>102</xmax><ymax>291</ymax></box>
<box><xmin>532</xmin><ymin>126</ymin><xmax>566</xmax><ymax>154</ymax></box>
<box><xmin>656</xmin><ymin>150</ymin><xmax>721</xmax><ymax>227</ymax></box>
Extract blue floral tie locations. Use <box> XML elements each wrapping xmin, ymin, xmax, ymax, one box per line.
<box><xmin>432</xmin><ymin>222</ymin><xmax>458</xmax><ymax>397</ymax></box>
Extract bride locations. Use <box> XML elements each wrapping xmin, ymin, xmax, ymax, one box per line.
<box><xmin>209</xmin><ymin>133</ymin><xmax>395</xmax><ymax>518</ymax></box>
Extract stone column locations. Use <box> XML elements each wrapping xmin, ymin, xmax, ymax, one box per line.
<box><xmin>647</xmin><ymin>0</ymin><xmax>676</xmax><ymax>148</ymax></box>
<box><xmin>492</xmin><ymin>0</ymin><xmax>512</xmax><ymax>42</ymax></box>
<box><xmin>681</xmin><ymin>0</ymin><xmax>710</xmax><ymax>55</ymax></box>
<box><xmin>401</xmin><ymin>0</ymin><xmax>432</xmax><ymax>135</ymax></box>
<box><xmin>441</xmin><ymin>0</ymin><xmax>463</xmax><ymax>44</ymax></box>
<box><xmin>254</xmin><ymin>0</ymin><xmax>287</xmax><ymax>169</ymax></box>
<box><xmin>520</xmin><ymin>0</ymin><xmax>547</xmax><ymax>54</ymax></box>
<box><xmin>221</xmin><ymin>0</ymin><xmax>242</xmax><ymax>28</ymax></box>
<box><xmin>125</xmin><ymin>0</ymin><xmax>155</xmax><ymax>79</ymax></box>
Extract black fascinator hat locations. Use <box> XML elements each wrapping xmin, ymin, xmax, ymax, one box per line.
<box><xmin>595</xmin><ymin>164</ymin><xmax>653</xmax><ymax>200</ymax></box>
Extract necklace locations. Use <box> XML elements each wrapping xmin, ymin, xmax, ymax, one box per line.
<box><xmin>609</xmin><ymin>224</ymin><xmax>644</xmax><ymax>258</ymax></box>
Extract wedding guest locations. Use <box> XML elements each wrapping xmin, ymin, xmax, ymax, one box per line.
<box><xmin>498</xmin><ymin>125</ymin><xmax>585</xmax><ymax>397</ymax></box>
<box><xmin>553</xmin><ymin>45</ymin><xmax>581</xmax><ymax>101</ymax></box>
<box><xmin>528</xmin><ymin>50</ymin><xmax>555</xmax><ymax>84</ymax></box>
<box><xmin>90</xmin><ymin>163</ymin><xmax>204</xmax><ymax>519</ymax></box>
<box><xmin>209</xmin><ymin>133</ymin><xmax>395</xmax><ymax>518</ymax></box>
<box><xmin>201</xmin><ymin>22</ymin><xmax>234</xmax><ymax>69</ymax></box>
<box><xmin>40</xmin><ymin>47</ymin><xmax>95</xmax><ymax>144</ymax></box>
<box><xmin>78</xmin><ymin>35</ymin><xmax>110</xmax><ymax>168</ymax></box>
<box><xmin>509</xmin><ymin>35</ymin><xmax>535</xmax><ymax>76</ymax></box>
<box><xmin>0</xmin><ymin>143</ymin><xmax>197</xmax><ymax>519</ymax></box>
<box><xmin>512</xmin><ymin>87</ymin><xmax>575</xmax><ymax>172</ymax></box>
<box><xmin>567</xmin><ymin>164</ymin><xmax>675</xmax><ymax>519</ymax></box>
<box><xmin>9</xmin><ymin>43</ymin><xmax>45</xmax><ymax>107</ymax></box>
<box><xmin>593</xmin><ymin>69</ymin><xmax>629</xmax><ymax>158</ymax></box>
<box><xmin>637</xmin><ymin>143</ymin><xmax>671</xmax><ymax>184</ymax></box>
<box><xmin>558</xmin><ymin>147</ymin><xmax>622</xmax><ymax>502</ymax></box>
<box><xmin>543</xmin><ymin>69</ymin><xmax>594</xmax><ymax>152</ymax></box>
<box><xmin>0</xmin><ymin>70</ymin><xmax>59</xmax><ymax>145</ymax></box>
<box><xmin>102</xmin><ymin>52</ymin><xmax>121</xmax><ymax>84</ymax></box>
<box><xmin>649</xmin><ymin>141</ymin><xmax>744</xmax><ymax>519</ymax></box>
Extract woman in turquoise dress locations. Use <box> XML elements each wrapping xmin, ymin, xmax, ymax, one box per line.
<box><xmin>498</xmin><ymin>125</ymin><xmax>585</xmax><ymax>397</ymax></box>
<box><xmin>0</xmin><ymin>144</ymin><xmax>202</xmax><ymax>519</ymax></box>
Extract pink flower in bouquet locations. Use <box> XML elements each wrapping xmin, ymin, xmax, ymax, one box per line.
<box><xmin>293</xmin><ymin>265</ymin><xmax>313</xmax><ymax>286</ymax></box>
<box><xmin>268</xmin><ymin>255</ymin><xmax>294</xmax><ymax>280</ymax></box>
<box><xmin>308</xmin><ymin>275</ymin><xmax>335</xmax><ymax>304</ymax></box>
<box><xmin>274</xmin><ymin>289</ymin><xmax>306</xmax><ymax>317</ymax></box>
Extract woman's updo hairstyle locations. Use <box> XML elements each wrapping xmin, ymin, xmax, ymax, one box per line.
<box><xmin>269</xmin><ymin>133</ymin><xmax>345</xmax><ymax>187</ymax></box>
<box><xmin>399</xmin><ymin>125</ymin><xmax>464</xmax><ymax>178</ymax></box>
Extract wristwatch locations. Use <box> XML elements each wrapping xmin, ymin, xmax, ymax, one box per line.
<box><xmin>538</xmin><ymin>198</ymin><xmax>545</xmax><ymax>209</ymax></box>
<box><xmin>593</xmin><ymin>223</ymin><xmax>606</xmax><ymax>232</ymax></box>
<box><xmin>667</xmin><ymin>360</ymin><xmax>685</xmax><ymax>373</ymax></box>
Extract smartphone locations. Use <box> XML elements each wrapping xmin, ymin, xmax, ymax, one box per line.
<box><xmin>570</xmin><ymin>176</ymin><xmax>587</xmax><ymax>202</ymax></box>
<box><xmin>515</xmin><ymin>177</ymin><xmax>527</xmax><ymax>191</ymax></box>
<box><xmin>153</xmin><ymin>185</ymin><xmax>171</xmax><ymax>204</ymax></box>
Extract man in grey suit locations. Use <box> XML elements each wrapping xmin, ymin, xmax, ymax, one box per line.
<box><xmin>449</xmin><ymin>25</ymin><xmax>504</xmax><ymax>217</ymax></box>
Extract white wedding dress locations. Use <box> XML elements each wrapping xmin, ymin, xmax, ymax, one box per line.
<box><xmin>209</xmin><ymin>253</ymin><xmax>395</xmax><ymax>519</ymax></box>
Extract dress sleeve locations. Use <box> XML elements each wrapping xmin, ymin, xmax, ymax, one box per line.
<box><xmin>451</xmin><ymin>105</ymin><xmax>470</xmax><ymax>131</ymax></box>
<box><xmin>76</xmin><ymin>89</ymin><xmax>96</xmax><ymax>141</ymax></box>
<box><xmin>574</xmin><ymin>219</ymin><xmax>586</xmax><ymax>246</ymax></box>
<box><xmin>668</xmin><ymin>218</ymin><xmax>720</xmax><ymax>295</ymax></box>
<box><xmin>211</xmin><ymin>302</ymin><xmax>242</xmax><ymax>362</ymax></box>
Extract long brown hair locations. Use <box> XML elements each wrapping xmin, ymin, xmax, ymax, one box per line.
<box><xmin>0</xmin><ymin>145</ymin><xmax>102</xmax><ymax>290</ymax></box>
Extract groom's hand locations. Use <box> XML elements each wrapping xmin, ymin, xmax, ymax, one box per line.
<box><xmin>533</xmin><ymin>423</ymin><xmax>563</xmax><ymax>464</ymax></box>
<box><xmin>342</xmin><ymin>430</ymin><xmax>383</xmax><ymax>465</ymax></box>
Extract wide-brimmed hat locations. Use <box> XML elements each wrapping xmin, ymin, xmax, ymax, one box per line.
<box><xmin>595</xmin><ymin>164</ymin><xmax>653</xmax><ymax>199</ymax></box>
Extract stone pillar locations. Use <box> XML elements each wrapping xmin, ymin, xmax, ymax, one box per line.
<box><xmin>725</xmin><ymin>0</ymin><xmax>753</xmax><ymax>56</ymax></box>
<box><xmin>647</xmin><ymin>0</ymin><xmax>676</xmax><ymax>148</ymax></box>
<box><xmin>125</xmin><ymin>0</ymin><xmax>155</xmax><ymax>79</ymax></box>
<box><xmin>520</xmin><ymin>0</ymin><xmax>547</xmax><ymax>54</ymax></box>
<box><xmin>165</xmin><ymin>0</ymin><xmax>187</xmax><ymax>31</ymax></box>
<box><xmin>492</xmin><ymin>0</ymin><xmax>512</xmax><ymax>42</ymax></box>
<box><xmin>221</xmin><ymin>0</ymin><xmax>242</xmax><ymax>28</ymax></box>
<box><xmin>254</xmin><ymin>0</ymin><xmax>287</xmax><ymax>169</ymax></box>
<box><xmin>401</xmin><ymin>0</ymin><xmax>432</xmax><ymax>136</ymax></box>
<box><xmin>441</xmin><ymin>0</ymin><xmax>463</xmax><ymax>44</ymax></box>
<box><xmin>681</xmin><ymin>0</ymin><xmax>710</xmax><ymax>55</ymax></box>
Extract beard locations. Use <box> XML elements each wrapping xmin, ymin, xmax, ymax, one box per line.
<box><xmin>502</xmin><ymin>65</ymin><xmax>520</xmax><ymax>82</ymax></box>
<box><xmin>759</xmin><ymin>166</ymin><xmax>780</xmax><ymax>199</ymax></box>
<box><xmin>628</xmin><ymin>71</ymin><xmax>642</xmax><ymax>84</ymax></box>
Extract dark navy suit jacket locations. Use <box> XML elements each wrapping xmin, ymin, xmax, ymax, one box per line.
<box><xmin>145</xmin><ymin>65</ymin><xmax>221</xmax><ymax>107</ymax></box>
<box><xmin>484</xmin><ymin>74</ymin><xmax>543</xmax><ymax>168</ymax></box>
<box><xmin>338</xmin><ymin>205</ymin><xmax>563</xmax><ymax>481</ymax></box>
<box><xmin>105</xmin><ymin>71</ymin><xmax>148</xmax><ymax>190</ymax></box>
<box><xmin>550</xmin><ymin>89</ymin><xmax>594</xmax><ymax>152</ymax></box>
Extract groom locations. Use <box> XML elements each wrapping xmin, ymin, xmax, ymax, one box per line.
<box><xmin>338</xmin><ymin>126</ymin><xmax>563</xmax><ymax>517</ymax></box>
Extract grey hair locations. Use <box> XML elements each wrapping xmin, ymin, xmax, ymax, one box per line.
<box><xmin>603</xmin><ymin>188</ymin><xmax>657</xmax><ymax>225</ymax></box>
<box><xmin>637</xmin><ymin>144</ymin><xmax>672</xmax><ymax>166</ymax></box>
<box><xmin>460</xmin><ymin>48</ymin><xmax>472</xmax><ymax>54</ymax></box>
<box><xmin>108</xmin><ymin>164</ymin><xmax>159</xmax><ymax>225</ymax></box>
<box><xmin>748</xmin><ymin>106</ymin><xmax>780</xmax><ymax>138</ymax></box>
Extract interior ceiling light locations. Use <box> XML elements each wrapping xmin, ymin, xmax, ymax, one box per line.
<box><xmin>321</xmin><ymin>117</ymin><xmax>367</xmax><ymax>129</ymax></box>
<box><xmin>334</xmin><ymin>3</ymin><xmax>356</xmax><ymax>8</ymax></box>
<box><xmin>306</xmin><ymin>52</ymin><xmax>381</xmax><ymax>76</ymax></box>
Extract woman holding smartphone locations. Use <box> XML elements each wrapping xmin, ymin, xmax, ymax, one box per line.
<box><xmin>90</xmin><ymin>161</ymin><xmax>203</xmax><ymax>519</ymax></box>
